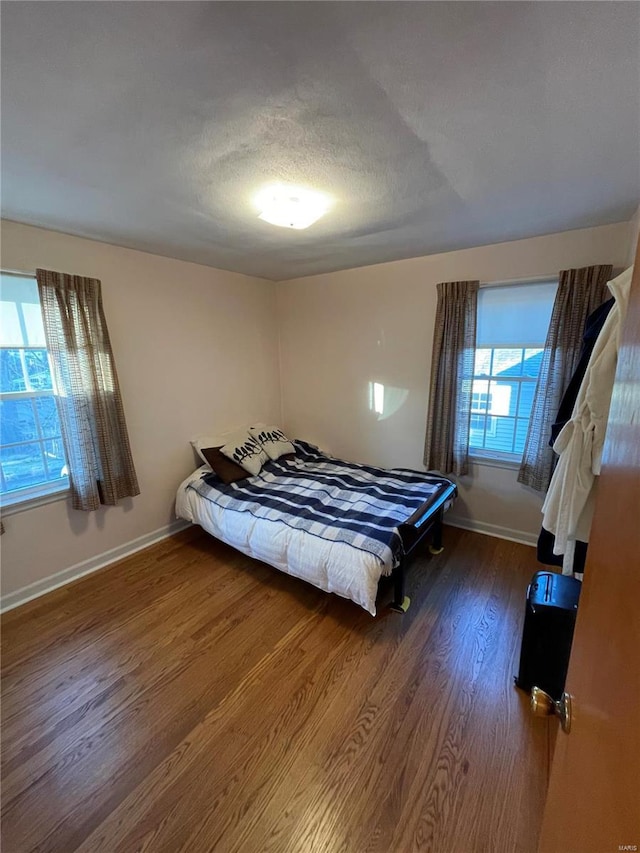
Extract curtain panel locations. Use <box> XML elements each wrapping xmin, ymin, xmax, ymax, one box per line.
<box><xmin>517</xmin><ymin>264</ymin><xmax>613</xmax><ymax>492</ymax></box>
<box><xmin>36</xmin><ymin>269</ymin><xmax>140</xmax><ymax>511</ymax></box>
<box><xmin>424</xmin><ymin>280</ymin><xmax>479</xmax><ymax>476</ymax></box>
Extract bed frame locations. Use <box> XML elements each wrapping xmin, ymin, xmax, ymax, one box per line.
<box><xmin>390</xmin><ymin>480</ymin><xmax>457</xmax><ymax>613</ymax></box>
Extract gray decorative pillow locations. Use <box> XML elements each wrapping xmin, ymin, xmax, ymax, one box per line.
<box><xmin>249</xmin><ymin>424</ymin><xmax>296</xmax><ymax>461</ymax></box>
<box><xmin>219</xmin><ymin>430</ymin><xmax>268</xmax><ymax>476</ymax></box>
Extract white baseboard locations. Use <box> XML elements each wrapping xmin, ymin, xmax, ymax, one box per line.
<box><xmin>1</xmin><ymin>515</ymin><xmax>535</xmax><ymax>613</ymax></box>
<box><xmin>1</xmin><ymin>519</ymin><xmax>191</xmax><ymax>614</ymax></box>
<box><xmin>445</xmin><ymin>516</ymin><xmax>537</xmax><ymax>547</ymax></box>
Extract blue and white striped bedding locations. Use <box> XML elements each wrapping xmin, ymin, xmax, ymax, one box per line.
<box><xmin>188</xmin><ymin>441</ymin><xmax>453</xmax><ymax>567</ymax></box>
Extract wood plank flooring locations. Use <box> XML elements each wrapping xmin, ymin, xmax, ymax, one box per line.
<box><xmin>1</xmin><ymin>527</ymin><xmax>550</xmax><ymax>853</ymax></box>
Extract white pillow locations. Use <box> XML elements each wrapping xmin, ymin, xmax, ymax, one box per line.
<box><xmin>219</xmin><ymin>430</ymin><xmax>268</xmax><ymax>476</ymax></box>
<box><xmin>190</xmin><ymin>428</ymin><xmax>250</xmax><ymax>464</ymax></box>
<box><xmin>249</xmin><ymin>424</ymin><xmax>296</xmax><ymax>461</ymax></box>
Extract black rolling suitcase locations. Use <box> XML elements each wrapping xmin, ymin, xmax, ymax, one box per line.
<box><xmin>515</xmin><ymin>570</ymin><xmax>582</xmax><ymax>701</ymax></box>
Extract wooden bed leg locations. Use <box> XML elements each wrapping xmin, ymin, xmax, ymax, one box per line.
<box><xmin>428</xmin><ymin>511</ymin><xmax>445</xmax><ymax>556</ymax></box>
<box><xmin>390</xmin><ymin>562</ymin><xmax>411</xmax><ymax>613</ymax></box>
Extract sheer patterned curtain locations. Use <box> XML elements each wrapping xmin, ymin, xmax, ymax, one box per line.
<box><xmin>517</xmin><ymin>264</ymin><xmax>613</xmax><ymax>491</ymax></box>
<box><xmin>424</xmin><ymin>280</ymin><xmax>479</xmax><ymax>476</ymax></box>
<box><xmin>36</xmin><ymin>269</ymin><xmax>140</xmax><ymax>511</ymax></box>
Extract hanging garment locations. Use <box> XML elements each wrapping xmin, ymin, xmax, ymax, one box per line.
<box><xmin>549</xmin><ymin>297</ymin><xmax>615</xmax><ymax>446</ymax></box>
<box><xmin>537</xmin><ymin>527</ymin><xmax>589</xmax><ymax>573</ymax></box>
<box><xmin>541</xmin><ymin>266</ymin><xmax>633</xmax><ymax>574</ymax></box>
<box><xmin>537</xmin><ymin>296</ymin><xmax>615</xmax><ymax>573</ymax></box>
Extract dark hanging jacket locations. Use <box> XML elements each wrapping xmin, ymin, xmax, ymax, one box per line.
<box><xmin>548</xmin><ymin>297</ymin><xmax>615</xmax><ymax>446</ymax></box>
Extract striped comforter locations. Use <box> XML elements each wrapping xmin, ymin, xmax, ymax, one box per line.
<box><xmin>188</xmin><ymin>441</ymin><xmax>454</xmax><ymax>567</ymax></box>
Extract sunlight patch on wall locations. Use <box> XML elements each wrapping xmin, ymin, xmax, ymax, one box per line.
<box><xmin>368</xmin><ymin>381</ymin><xmax>409</xmax><ymax>421</ymax></box>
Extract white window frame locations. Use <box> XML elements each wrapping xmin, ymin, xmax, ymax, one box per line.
<box><xmin>0</xmin><ymin>272</ymin><xmax>70</xmax><ymax>513</ymax></box>
<box><xmin>469</xmin><ymin>346</ymin><xmax>541</xmax><ymax>462</ymax></box>
<box><xmin>469</xmin><ymin>277</ymin><xmax>557</xmax><ymax>467</ymax></box>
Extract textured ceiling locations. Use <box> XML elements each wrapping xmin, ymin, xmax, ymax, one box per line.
<box><xmin>2</xmin><ymin>2</ymin><xmax>639</xmax><ymax>281</ymax></box>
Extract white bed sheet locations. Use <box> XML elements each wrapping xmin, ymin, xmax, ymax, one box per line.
<box><xmin>175</xmin><ymin>468</ymin><xmax>390</xmax><ymax>615</ymax></box>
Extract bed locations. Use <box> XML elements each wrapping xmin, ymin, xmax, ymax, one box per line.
<box><xmin>175</xmin><ymin>440</ymin><xmax>456</xmax><ymax>615</ymax></box>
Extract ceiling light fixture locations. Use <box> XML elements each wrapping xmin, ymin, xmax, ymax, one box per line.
<box><xmin>255</xmin><ymin>183</ymin><xmax>331</xmax><ymax>230</ymax></box>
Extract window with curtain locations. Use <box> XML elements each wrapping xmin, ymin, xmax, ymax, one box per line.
<box><xmin>0</xmin><ymin>273</ymin><xmax>69</xmax><ymax>505</ymax></box>
<box><xmin>424</xmin><ymin>280</ymin><xmax>479</xmax><ymax>476</ymax></box>
<box><xmin>35</xmin><ymin>268</ymin><xmax>140</xmax><ymax>512</ymax></box>
<box><xmin>470</xmin><ymin>281</ymin><xmax>557</xmax><ymax>462</ymax></box>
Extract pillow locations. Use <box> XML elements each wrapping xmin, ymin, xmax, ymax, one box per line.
<box><xmin>191</xmin><ymin>433</ymin><xmax>234</xmax><ymax>465</ymax></box>
<box><xmin>191</xmin><ymin>428</ymin><xmax>252</xmax><ymax>465</ymax></box>
<box><xmin>249</xmin><ymin>424</ymin><xmax>296</xmax><ymax>461</ymax></box>
<box><xmin>219</xmin><ymin>430</ymin><xmax>268</xmax><ymax>476</ymax></box>
<box><xmin>199</xmin><ymin>447</ymin><xmax>249</xmax><ymax>485</ymax></box>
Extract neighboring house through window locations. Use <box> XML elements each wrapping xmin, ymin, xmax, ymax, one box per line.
<box><xmin>469</xmin><ymin>281</ymin><xmax>557</xmax><ymax>462</ymax></box>
<box><xmin>0</xmin><ymin>272</ymin><xmax>69</xmax><ymax>506</ymax></box>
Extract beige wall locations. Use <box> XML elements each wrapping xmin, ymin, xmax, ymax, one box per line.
<box><xmin>1</xmin><ymin>217</ymin><xmax>635</xmax><ymax>604</ymax></box>
<box><xmin>0</xmin><ymin>220</ymin><xmax>281</xmax><ymax>600</ymax></box>
<box><xmin>277</xmin><ymin>222</ymin><xmax>631</xmax><ymax>543</ymax></box>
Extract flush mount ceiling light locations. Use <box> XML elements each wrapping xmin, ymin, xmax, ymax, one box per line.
<box><xmin>254</xmin><ymin>183</ymin><xmax>331</xmax><ymax>230</ymax></box>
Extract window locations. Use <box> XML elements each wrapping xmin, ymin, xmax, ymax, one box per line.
<box><xmin>0</xmin><ymin>273</ymin><xmax>68</xmax><ymax>505</ymax></box>
<box><xmin>469</xmin><ymin>281</ymin><xmax>557</xmax><ymax>462</ymax></box>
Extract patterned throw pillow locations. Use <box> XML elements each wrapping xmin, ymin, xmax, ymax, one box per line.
<box><xmin>249</xmin><ymin>424</ymin><xmax>296</xmax><ymax>461</ymax></box>
<box><xmin>219</xmin><ymin>430</ymin><xmax>269</xmax><ymax>476</ymax></box>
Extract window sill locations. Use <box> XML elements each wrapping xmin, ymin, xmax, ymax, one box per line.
<box><xmin>1</xmin><ymin>486</ymin><xmax>70</xmax><ymax>517</ymax></box>
<box><xmin>469</xmin><ymin>454</ymin><xmax>521</xmax><ymax>471</ymax></box>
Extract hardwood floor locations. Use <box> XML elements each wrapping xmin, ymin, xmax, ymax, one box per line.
<box><xmin>1</xmin><ymin>527</ymin><xmax>550</xmax><ymax>853</ymax></box>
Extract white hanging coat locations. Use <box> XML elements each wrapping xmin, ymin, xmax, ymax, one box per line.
<box><xmin>541</xmin><ymin>266</ymin><xmax>633</xmax><ymax>574</ymax></box>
